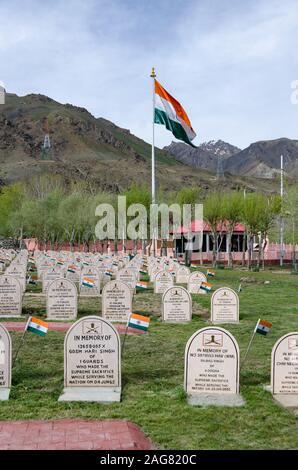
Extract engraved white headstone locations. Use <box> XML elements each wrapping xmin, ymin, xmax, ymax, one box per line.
<box><xmin>211</xmin><ymin>287</ymin><xmax>239</xmax><ymax>324</ymax></box>
<box><xmin>162</xmin><ymin>286</ymin><xmax>192</xmax><ymax>323</ymax></box>
<box><xmin>58</xmin><ymin>316</ymin><xmax>121</xmax><ymax>402</ymax></box>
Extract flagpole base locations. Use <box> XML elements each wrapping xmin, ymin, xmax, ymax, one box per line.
<box><xmin>58</xmin><ymin>387</ymin><xmax>121</xmax><ymax>403</ymax></box>
<box><xmin>0</xmin><ymin>388</ymin><xmax>10</xmax><ymax>401</ymax></box>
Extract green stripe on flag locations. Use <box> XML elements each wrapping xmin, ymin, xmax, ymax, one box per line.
<box><xmin>154</xmin><ymin>109</ymin><xmax>196</xmax><ymax>147</ymax></box>
<box><xmin>27</xmin><ymin>326</ymin><xmax>47</xmax><ymax>337</ymax></box>
<box><xmin>128</xmin><ymin>322</ymin><xmax>148</xmax><ymax>331</ymax></box>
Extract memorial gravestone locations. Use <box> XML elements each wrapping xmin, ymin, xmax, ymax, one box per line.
<box><xmin>270</xmin><ymin>332</ymin><xmax>298</xmax><ymax>410</ymax></box>
<box><xmin>176</xmin><ymin>266</ymin><xmax>190</xmax><ymax>284</ymax></box>
<box><xmin>5</xmin><ymin>264</ymin><xmax>26</xmax><ymax>293</ymax></box>
<box><xmin>211</xmin><ymin>287</ymin><xmax>239</xmax><ymax>324</ymax></box>
<box><xmin>184</xmin><ymin>326</ymin><xmax>243</xmax><ymax>406</ymax></box>
<box><xmin>162</xmin><ymin>286</ymin><xmax>192</xmax><ymax>323</ymax></box>
<box><xmin>46</xmin><ymin>278</ymin><xmax>78</xmax><ymax>321</ymax></box>
<box><xmin>188</xmin><ymin>271</ymin><xmax>207</xmax><ymax>294</ymax></box>
<box><xmin>0</xmin><ymin>275</ymin><xmax>22</xmax><ymax>317</ymax></box>
<box><xmin>102</xmin><ymin>280</ymin><xmax>132</xmax><ymax>323</ymax></box>
<box><xmin>154</xmin><ymin>271</ymin><xmax>174</xmax><ymax>294</ymax></box>
<box><xmin>116</xmin><ymin>268</ymin><xmax>137</xmax><ymax>291</ymax></box>
<box><xmin>58</xmin><ymin>316</ymin><xmax>121</xmax><ymax>402</ymax></box>
<box><xmin>80</xmin><ymin>267</ymin><xmax>101</xmax><ymax>297</ymax></box>
<box><xmin>42</xmin><ymin>267</ymin><xmax>63</xmax><ymax>293</ymax></box>
<box><xmin>0</xmin><ymin>324</ymin><xmax>11</xmax><ymax>400</ymax></box>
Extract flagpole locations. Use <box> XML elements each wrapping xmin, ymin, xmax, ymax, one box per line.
<box><xmin>121</xmin><ymin>315</ymin><xmax>131</xmax><ymax>357</ymax></box>
<box><xmin>241</xmin><ymin>318</ymin><xmax>260</xmax><ymax>369</ymax></box>
<box><xmin>12</xmin><ymin>315</ymin><xmax>31</xmax><ymax>368</ymax></box>
<box><xmin>150</xmin><ymin>67</ymin><xmax>156</xmax><ymax>257</ymax></box>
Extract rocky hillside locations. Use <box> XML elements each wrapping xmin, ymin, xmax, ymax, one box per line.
<box><xmin>164</xmin><ymin>140</ymin><xmax>240</xmax><ymax>172</ymax></box>
<box><xmin>164</xmin><ymin>138</ymin><xmax>298</xmax><ymax>179</ymax></box>
<box><xmin>0</xmin><ymin>93</ymin><xmax>283</xmax><ymax>193</ymax></box>
<box><xmin>224</xmin><ymin>138</ymin><xmax>298</xmax><ymax>178</ymax></box>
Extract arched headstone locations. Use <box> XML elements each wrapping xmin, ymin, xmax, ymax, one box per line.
<box><xmin>162</xmin><ymin>286</ymin><xmax>192</xmax><ymax>323</ymax></box>
<box><xmin>176</xmin><ymin>266</ymin><xmax>190</xmax><ymax>284</ymax></box>
<box><xmin>270</xmin><ymin>332</ymin><xmax>298</xmax><ymax>409</ymax></box>
<box><xmin>5</xmin><ymin>265</ymin><xmax>26</xmax><ymax>293</ymax></box>
<box><xmin>154</xmin><ymin>271</ymin><xmax>173</xmax><ymax>294</ymax></box>
<box><xmin>58</xmin><ymin>316</ymin><xmax>121</xmax><ymax>403</ymax></box>
<box><xmin>42</xmin><ymin>267</ymin><xmax>63</xmax><ymax>293</ymax></box>
<box><xmin>116</xmin><ymin>268</ymin><xmax>137</xmax><ymax>291</ymax></box>
<box><xmin>102</xmin><ymin>280</ymin><xmax>132</xmax><ymax>323</ymax></box>
<box><xmin>184</xmin><ymin>326</ymin><xmax>243</xmax><ymax>406</ymax></box>
<box><xmin>46</xmin><ymin>278</ymin><xmax>78</xmax><ymax>321</ymax></box>
<box><xmin>0</xmin><ymin>275</ymin><xmax>22</xmax><ymax>317</ymax></box>
<box><xmin>0</xmin><ymin>324</ymin><xmax>11</xmax><ymax>400</ymax></box>
<box><xmin>211</xmin><ymin>287</ymin><xmax>239</xmax><ymax>324</ymax></box>
<box><xmin>80</xmin><ymin>267</ymin><xmax>101</xmax><ymax>297</ymax></box>
<box><xmin>188</xmin><ymin>271</ymin><xmax>207</xmax><ymax>294</ymax></box>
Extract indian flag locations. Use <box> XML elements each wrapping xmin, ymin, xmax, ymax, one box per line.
<box><xmin>207</xmin><ymin>269</ymin><xmax>215</xmax><ymax>277</ymax></box>
<box><xmin>81</xmin><ymin>277</ymin><xmax>95</xmax><ymax>288</ymax></box>
<box><xmin>128</xmin><ymin>313</ymin><xmax>150</xmax><ymax>332</ymax></box>
<box><xmin>136</xmin><ymin>281</ymin><xmax>149</xmax><ymax>291</ymax></box>
<box><xmin>255</xmin><ymin>319</ymin><xmax>272</xmax><ymax>336</ymax></box>
<box><xmin>200</xmin><ymin>281</ymin><xmax>212</xmax><ymax>292</ymax></box>
<box><xmin>26</xmin><ymin>317</ymin><xmax>49</xmax><ymax>337</ymax></box>
<box><xmin>154</xmin><ymin>79</ymin><xmax>196</xmax><ymax>146</ymax></box>
<box><xmin>56</xmin><ymin>259</ymin><xmax>64</xmax><ymax>265</ymax></box>
<box><xmin>105</xmin><ymin>269</ymin><xmax>113</xmax><ymax>277</ymax></box>
<box><xmin>67</xmin><ymin>265</ymin><xmax>77</xmax><ymax>273</ymax></box>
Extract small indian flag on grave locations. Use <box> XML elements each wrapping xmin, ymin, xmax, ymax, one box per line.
<box><xmin>67</xmin><ymin>265</ymin><xmax>77</xmax><ymax>273</ymax></box>
<box><xmin>136</xmin><ymin>281</ymin><xmax>149</xmax><ymax>290</ymax></box>
<box><xmin>81</xmin><ymin>277</ymin><xmax>95</xmax><ymax>288</ymax></box>
<box><xmin>56</xmin><ymin>259</ymin><xmax>64</xmax><ymax>265</ymax></box>
<box><xmin>128</xmin><ymin>313</ymin><xmax>150</xmax><ymax>332</ymax></box>
<box><xmin>105</xmin><ymin>269</ymin><xmax>113</xmax><ymax>277</ymax></box>
<box><xmin>255</xmin><ymin>319</ymin><xmax>272</xmax><ymax>336</ymax></box>
<box><xmin>200</xmin><ymin>281</ymin><xmax>212</xmax><ymax>292</ymax></box>
<box><xmin>207</xmin><ymin>269</ymin><xmax>215</xmax><ymax>277</ymax></box>
<box><xmin>26</xmin><ymin>317</ymin><xmax>49</xmax><ymax>337</ymax></box>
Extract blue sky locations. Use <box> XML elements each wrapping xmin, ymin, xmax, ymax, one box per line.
<box><xmin>0</xmin><ymin>0</ymin><xmax>297</xmax><ymax>149</ymax></box>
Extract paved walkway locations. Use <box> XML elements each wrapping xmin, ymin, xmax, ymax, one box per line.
<box><xmin>0</xmin><ymin>419</ymin><xmax>155</xmax><ymax>450</ymax></box>
<box><xmin>2</xmin><ymin>322</ymin><xmax>146</xmax><ymax>334</ymax></box>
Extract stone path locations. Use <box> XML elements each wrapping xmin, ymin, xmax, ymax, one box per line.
<box><xmin>0</xmin><ymin>419</ymin><xmax>155</xmax><ymax>450</ymax></box>
<box><xmin>2</xmin><ymin>322</ymin><xmax>146</xmax><ymax>334</ymax></box>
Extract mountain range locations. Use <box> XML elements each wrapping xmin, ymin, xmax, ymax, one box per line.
<box><xmin>0</xmin><ymin>92</ymin><xmax>296</xmax><ymax>196</ymax></box>
<box><xmin>165</xmin><ymin>138</ymin><xmax>298</xmax><ymax>178</ymax></box>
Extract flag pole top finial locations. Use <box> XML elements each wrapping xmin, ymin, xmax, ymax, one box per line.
<box><xmin>150</xmin><ymin>67</ymin><xmax>156</xmax><ymax>78</ymax></box>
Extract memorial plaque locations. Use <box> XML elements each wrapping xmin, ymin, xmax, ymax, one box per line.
<box><xmin>59</xmin><ymin>316</ymin><xmax>121</xmax><ymax>402</ymax></box>
<box><xmin>42</xmin><ymin>267</ymin><xmax>63</xmax><ymax>293</ymax></box>
<box><xmin>176</xmin><ymin>266</ymin><xmax>190</xmax><ymax>284</ymax></box>
<box><xmin>271</xmin><ymin>332</ymin><xmax>298</xmax><ymax>395</ymax></box>
<box><xmin>150</xmin><ymin>267</ymin><xmax>163</xmax><ymax>282</ymax></box>
<box><xmin>162</xmin><ymin>286</ymin><xmax>192</xmax><ymax>323</ymax></box>
<box><xmin>211</xmin><ymin>287</ymin><xmax>239</xmax><ymax>324</ymax></box>
<box><xmin>188</xmin><ymin>271</ymin><xmax>207</xmax><ymax>294</ymax></box>
<box><xmin>0</xmin><ymin>324</ymin><xmax>11</xmax><ymax>400</ymax></box>
<box><xmin>5</xmin><ymin>265</ymin><xmax>26</xmax><ymax>292</ymax></box>
<box><xmin>184</xmin><ymin>326</ymin><xmax>240</xmax><ymax>395</ymax></box>
<box><xmin>116</xmin><ymin>268</ymin><xmax>137</xmax><ymax>291</ymax></box>
<box><xmin>46</xmin><ymin>278</ymin><xmax>78</xmax><ymax>321</ymax></box>
<box><xmin>102</xmin><ymin>280</ymin><xmax>132</xmax><ymax>323</ymax></box>
<box><xmin>80</xmin><ymin>267</ymin><xmax>101</xmax><ymax>297</ymax></box>
<box><xmin>0</xmin><ymin>275</ymin><xmax>22</xmax><ymax>317</ymax></box>
<box><xmin>154</xmin><ymin>271</ymin><xmax>173</xmax><ymax>294</ymax></box>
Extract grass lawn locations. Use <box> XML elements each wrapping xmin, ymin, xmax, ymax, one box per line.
<box><xmin>1</xmin><ymin>268</ymin><xmax>298</xmax><ymax>449</ymax></box>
